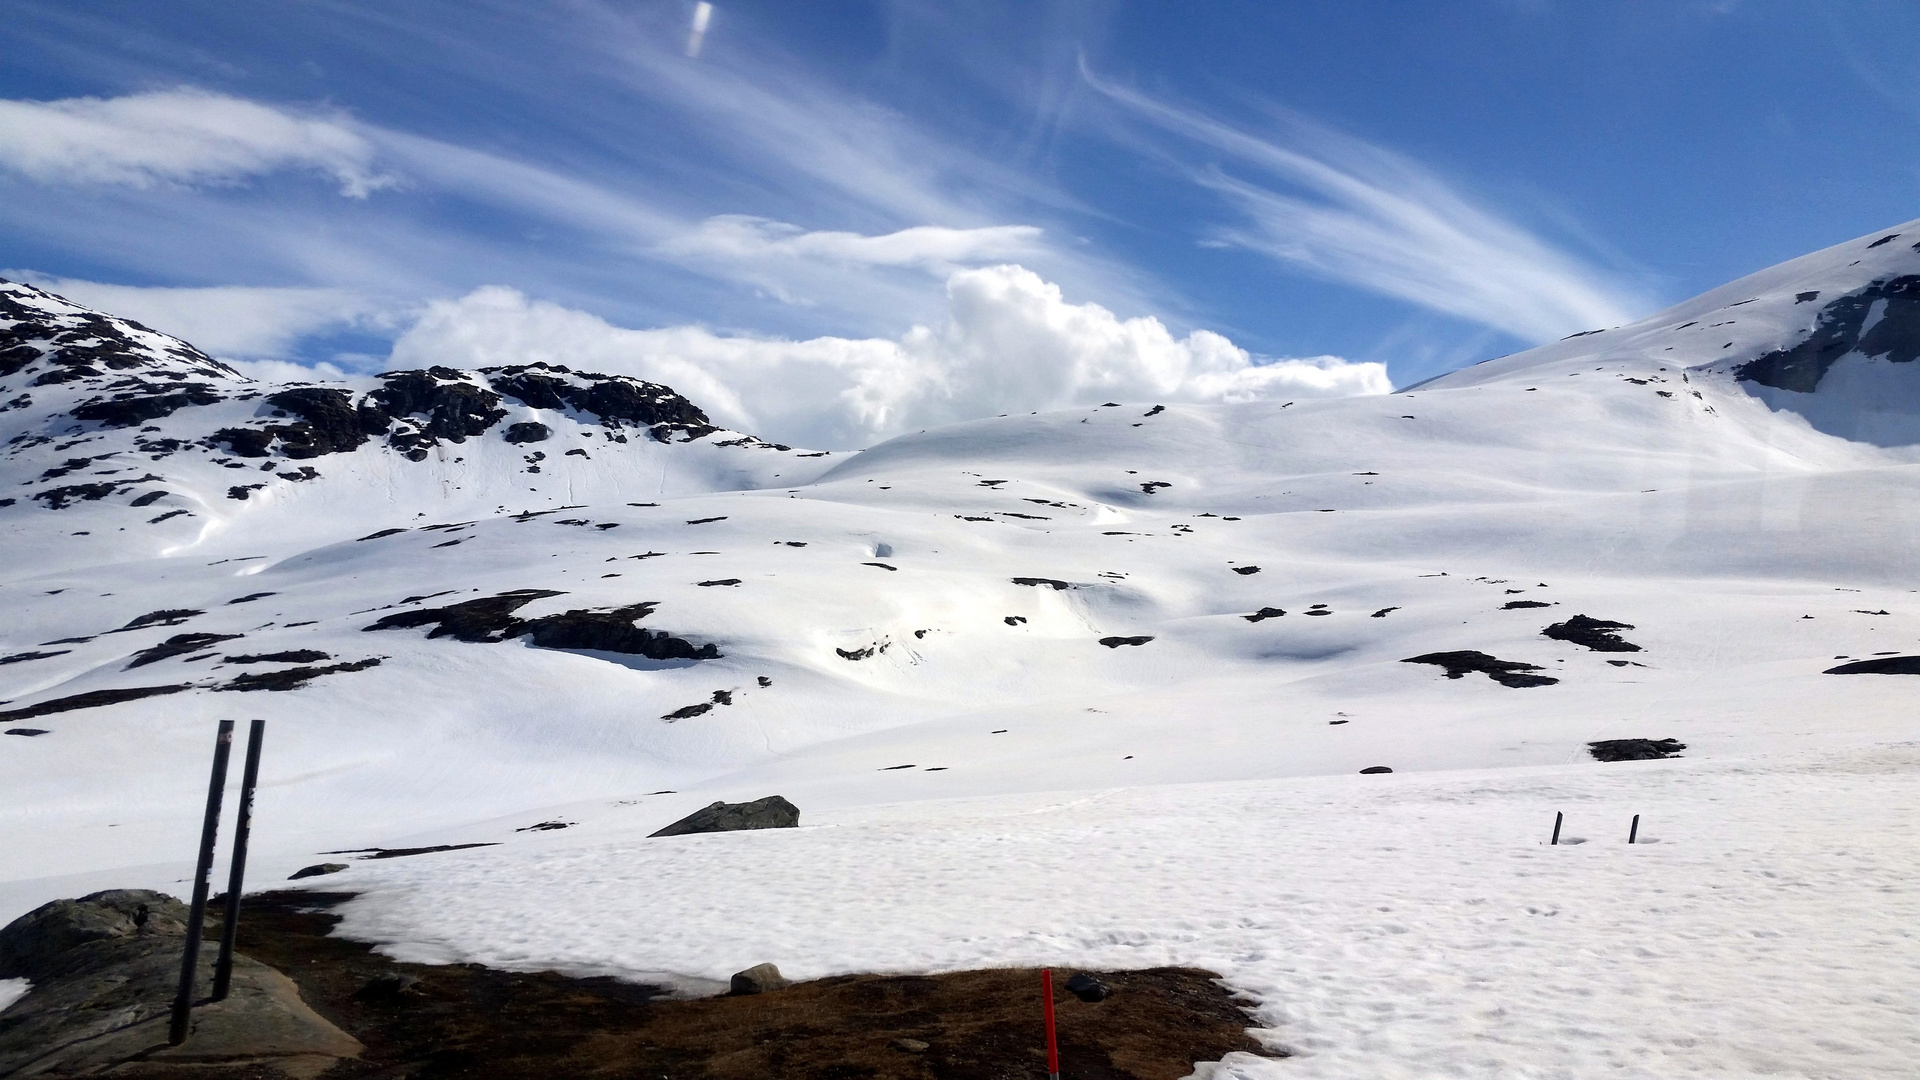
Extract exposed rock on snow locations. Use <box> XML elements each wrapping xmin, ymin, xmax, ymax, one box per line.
<box><xmin>1542</xmin><ymin>615</ymin><xmax>1642</xmax><ymax>652</ymax></box>
<box><xmin>1823</xmin><ymin>655</ymin><xmax>1920</xmax><ymax>675</ymax></box>
<box><xmin>1402</xmin><ymin>651</ymin><xmax>1559</xmax><ymax>688</ymax></box>
<box><xmin>288</xmin><ymin>863</ymin><xmax>348</xmax><ymax>880</ymax></box>
<box><xmin>650</xmin><ymin>795</ymin><xmax>801</xmax><ymax>838</ymax></box>
<box><xmin>0</xmin><ymin>684</ymin><xmax>192</xmax><ymax>722</ymax></box>
<box><xmin>1736</xmin><ymin>275</ymin><xmax>1920</xmax><ymax>393</ymax></box>
<box><xmin>363</xmin><ymin>591</ymin><xmax>719</xmax><ymax>660</ymax></box>
<box><xmin>126</xmin><ymin>631</ymin><xmax>243</xmax><ymax>668</ymax></box>
<box><xmin>217</xmin><ymin>658</ymin><xmax>383</xmax><ymax>692</ymax></box>
<box><xmin>1587</xmin><ymin>738</ymin><xmax>1686</xmax><ymax>762</ymax></box>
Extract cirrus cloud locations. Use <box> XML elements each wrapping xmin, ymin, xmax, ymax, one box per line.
<box><xmin>0</xmin><ymin>88</ymin><xmax>397</xmax><ymax>197</ymax></box>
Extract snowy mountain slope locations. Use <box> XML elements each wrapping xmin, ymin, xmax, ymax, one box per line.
<box><xmin>3</xmin><ymin>224</ymin><xmax>1920</xmax><ymax>1075</ymax></box>
<box><xmin>3</xmin><ymin>224</ymin><xmax>1920</xmax><ymax>892</ymax></box>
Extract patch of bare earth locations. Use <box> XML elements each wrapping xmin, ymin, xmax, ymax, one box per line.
<box><xmin>111</xmin><ymin>890</ymin><xmax>1273</xmax><ymax>1079</ymax></box>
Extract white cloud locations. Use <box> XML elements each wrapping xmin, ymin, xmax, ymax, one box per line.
<box><xmin>661</xmin><ymin>216</ymin><xmax>1045</xmax><ymax>271</ymax></box>
<box><xmin>1083</xmin><ymin>69</ymin><xmax>1647</xmax><ymax>341</ymax></box>
<box><xmin>9</xmin><ymin>272</ymin><xmax>393</xmax><ymax>357</ymax></box>
<box><xmin>389</xmin><ymin>265</ymin><xmax>1388</xmax><ymax>449</ymax></box>
<box><xmin>0</xmin><ymin>89</ymin><xmax>396</xmax><ymax>197</ymax></box>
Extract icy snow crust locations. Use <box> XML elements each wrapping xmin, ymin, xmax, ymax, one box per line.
<box><xmin>4</xmin><ymin>223</ymin><xmax>1920</xmax><ymax>1075</ymax></box>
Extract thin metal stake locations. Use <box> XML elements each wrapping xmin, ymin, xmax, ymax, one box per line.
<box><xmin>212</xmin><ymin>719</ymin><xmax>265</xmax><ymax>1001</ymax></box>
<box><xmin>1550</xmin><ymin>811</ymin><xmax>1563</xmax><ymax>846</ymax></box>
<box><xmin>1628</xmin><ymin>814</ymin><xmax>1640</xmax><ymax>844</ymax></box>
<box><xmin>170</xmin><ymin>720</ymin><xmax>234</xmax><ymax>1046</ymax></box>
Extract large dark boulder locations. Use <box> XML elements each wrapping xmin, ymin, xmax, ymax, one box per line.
<box><xmin>0</xmin><ymin>889</ymin><xmax>189</xmax><ymax>983</ymax></box>
<box><xmin>650</xmin><ymin>796</ymin><xmax>799</xmax><ymax>838</ymax></box>
<box><xmin>0</xmin><ymin>889</ymin><xmax>362</xmax><ymax>1073</ymax></box>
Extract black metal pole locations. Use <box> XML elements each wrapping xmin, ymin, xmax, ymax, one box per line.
<box><xmin>211</xmin><ymin>719</ymin><xmax>265</xmax><ymax>1001</ymax></box>
<box><xmin>1628</xmin><ymin>814</ymin><xmax>1640</xmax><ymax>844</ymax></box>
<box><xmin>170</xmin><ymin>720</ymin><xmax>234</xmax><ymax>1046</ymax></box>
<box><xmin>1550</xmin><ymin>811</ymin><xmax>1563</xmax><ymax>846</ymax></box>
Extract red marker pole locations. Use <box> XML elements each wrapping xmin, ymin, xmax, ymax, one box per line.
<box><xmin>1041</xmin><ymin>967</ymin><xmax>1060</xmax><ymax>1080</ymax></box>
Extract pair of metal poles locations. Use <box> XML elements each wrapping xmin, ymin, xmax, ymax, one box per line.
<box><xmin>167</xmin><ymin>719</ymin><xmax>266</xmax><ymax>1046</ymax></box>
<box><xmin>1548</xmin><ymin>811</ymin><xmax>1644</xmax><ymax>845</ymax></box>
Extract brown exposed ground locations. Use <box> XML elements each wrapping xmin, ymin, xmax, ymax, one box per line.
<box><xmin>108</xmin><ymin>889</ymin><xmax>1274</xmax><ymax>1079</ymax></box>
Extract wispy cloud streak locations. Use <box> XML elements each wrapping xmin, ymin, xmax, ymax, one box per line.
<box><xmin>1083</xmin><ymin>68</ymin><xmax>1647</xmax><ymax>341</ymax></box>
<box><xmin>0</xmin><ymin>88</ymin><xmax>396</xmax><ymax>197</ymax></box>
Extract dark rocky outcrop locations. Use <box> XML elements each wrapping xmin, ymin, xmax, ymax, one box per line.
<box><xmin>1011</xmin><ymin>577</ymin><xmax>1072</xmax><ymax>590</ymax></box>
<box><xmin>71</xmin><ymin>384</ymin><xmax>225</xmax><ymax>427</ymax></box>
<box><xmin>1099</xmin><ymin>635</ymin><xmax>1154</xmax><ymax>647</ymax></box>
<box><xmin>1542</xmin><ymin>614</ymin><xmax>1641</xmax><ymax>652</ymax></box>
<box><xmin>1402</xmin><ymin>650</ymin><xmax>1558</xmax><ymax>688</ymax></box>
<box><xmin>288</xmin><ymin>863</ymin><xmax>349</xmax><ymax>880</ymax></box>
<box><xmin>0</xmin><ymin>888</ymin><xmax>361</xmax><ymax>1075</ymax></box>
<box><xmin>0</xmin><ymin>684</ymin><xmax>192</xmax><ymax>722</ymax></box>
<box><xmin>503</xmin><ymin>421</ymin><xmax>552</xmax><ymax>444</ymax></box>
<box><xmin>0</xmin><ymin>650</ymin><xmax>70</xmax><ymax>665</ymax></box>
<box><xmin>488</xmin><ymin>365</ymin><xmax>718</xmax><ymax>442</ymax></box>
<box><xmin>115</xmin><ymin>608</ymin><xmax>203</xmax><ymax>631</ymax></box>
<box><xmin>369</xmin><ymin>368</ymin><xmax>507</xmax><ymax>454</ymax></box>
<box><xmin>218</xmin><ymin>658</ymin><xmax>383</xmax><ymax>692</ymax></box>
<box><xmin>1736</xmin><ymin>275</ymin><xmax>1920</xmax><ymax>392</ymax></box>
<box><xmin>1587</xmin><ymin>738</ymin><xmax>1685</xmax><ymax>762</ymax></box>
<box><xmin>227</xmin><ymin>650</ymin><xmax>332</xmax><ymax>664</ymax></box>
<box><xmin>1243</xmin><ymin>607</ymin><xmax>1286</xmax><ymax>622</ymax></box>
<box><xmin>213</xmin><ymin>386</ymin><xmax>390</xmax><ymax>460</ymax></box>
<box><xmin>126</xmin><ymin>632</ymin><xmax>243</xmax><ymax>668</ymax></box>
<box><xmin>1359</xmin><ymin>766</ymin><xmax>1394</xmax><ymax>774</ymax></box>
<box><xmin>1824</xmin><ymin>655</ymin><xmax>1920</xmax><ymax>674</ymax></box>
<box><xmin>363</xmin><ymin>590</ymin><xmax>566</xmax><ymax>641</ymax></box>
<box><xmin>1502</xmin><ymin>600</ymin><xmax>1552</xmax><ymax>609</ymax></box>
<box><xmin>650</xmin><ymin>795</ymin><xmax>800</xmax><ymax>838</ymax></box>
<box><xmin>364</xmin><ymin>590</ymin><xmax>719</xmax><ymax>660</ymax></box>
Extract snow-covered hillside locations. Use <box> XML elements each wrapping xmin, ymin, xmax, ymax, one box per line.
<box><xmin>4</xmin><ymin>222</ymin><xmax>1919</xmax><ymax>1076</ymax></box>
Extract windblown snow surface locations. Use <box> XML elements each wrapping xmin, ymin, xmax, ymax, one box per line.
<box><xmin>5</xmin><ymin>223</ymin><xmax>1920</xmax><ymax>1077</ymax></box>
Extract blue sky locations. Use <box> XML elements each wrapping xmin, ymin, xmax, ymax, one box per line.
<box><xmin>2</xmin><ymin>1</ymin><xmax>1917</xmax><ymax>444</ymax></box>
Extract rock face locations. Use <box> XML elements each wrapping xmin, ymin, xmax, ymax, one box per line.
<box><xmin>650</xmin><ymin>796</ymin><xmax>800</xmax><ymax>838</ymax></box>
<box><xmin>729</xmin><ymin>962</ymin><xmax>791</xmax><ymax>995</ymax></box>
<box><xmin>0</xmin><ymin>889</ymin><xmax>361</xmax><ymax>1077</ymax></box>
<box><xmin>1736</xmin><ymin>275</ymin><xmax>1920</xmax><ymax>393</ymax></box>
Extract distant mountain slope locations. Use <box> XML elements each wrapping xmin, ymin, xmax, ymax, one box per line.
<box><xmin>1426</xmin><ymin>217</ymin><xmax>1920</xmax><ymax>447</ymax></box>
<box><xmin>3</xmin><ymin>227</ymin><xmax>1918</xmax><ymax>917</ymax></box>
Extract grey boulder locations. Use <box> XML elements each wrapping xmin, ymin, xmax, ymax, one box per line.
<box><xmin>729</xmin><ymin>962</ymin><xmax>791</xmax><ymax>995</ymax></box>
<box><xmin>0</xmin><ymin>889</ymin><xmax>361</xmax><ymax>1077</ymax></box>
<box><xmin>650</xmin><ymin>795</ymin><xmax>799</xmax><ymax>837</ymax></box>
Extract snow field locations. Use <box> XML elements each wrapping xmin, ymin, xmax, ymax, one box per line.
<box><xmin>322</xmin><ymin>742</ymin><xmax>1920</xmax><ymax>1078</ymax></box>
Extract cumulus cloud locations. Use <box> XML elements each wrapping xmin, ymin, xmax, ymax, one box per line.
<box><xmin>1083</xmin><ymin>69</ymin><xmax>1647</xmax><ymax>341</ymax></box>
<box><xmin>389</xmin><ymin>264</ymin><xmax>1387</xmax><ymax>448</ymax></box>
<box><xmin>0</xmin><ymin>89</ymin><xmax>396</xmax><ymax>197</ymax></box>
<box><xmin>9</xmin><ymin>273</ymin><xmax>393</xmax><ymax>357</ymax></box>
